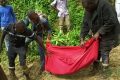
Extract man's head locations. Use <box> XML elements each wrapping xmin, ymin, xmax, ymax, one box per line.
<box><xmin>15</xmin><ymin>21</ymin><xmax>26</xmax><ymax>33</ymax></box>
<box><xmin>27</xmin><ymin>10</ymin><xmax>40</xmax><ymax>24</ymax></box>
<box><xmin>82</xmin><ymin>0</ymin><xmax>98</xmax><ymax>13</ymax></box>
<box><xmin>0</xmin><ymin>0</ymin><xmax>7</xmax><ymax>6</ymax></box>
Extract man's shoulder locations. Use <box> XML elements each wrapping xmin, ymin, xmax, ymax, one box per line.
<box><xmin>4</xmin><ymin>23</ymin><xmax>14</xmax><ymax>32</ymax></box>
<box><xmin>96</xmin><ymin>0</ymin><xmax>112</xmax><ymax>12</ymax></box>
<box><xmin>5</xmin><ymin>5</ymin><xmax>13</xmax><ymax>9</ymax></box>
<box><xmin>0</xmin><ymin>5</ymin><xmax>12</xmax><ymax>12</ymax></box>
<box><xmin>6</xmin><ymin>5</ymin><xmax>12</xmax><ymax>7</ymax></box>
<box><xmin>98</xmin><ymin>0</ymin><xmax>110</xmax><ymax>7</ymax></box>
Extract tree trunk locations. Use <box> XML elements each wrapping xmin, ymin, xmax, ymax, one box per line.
<box><xmin>0</xmin><ymin>65</ymin><xmax>8</xmax><ymax>80</ymax></box>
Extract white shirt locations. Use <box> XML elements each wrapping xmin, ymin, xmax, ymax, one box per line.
<box><xmin>115</xmin><ymin>0</ymin><xmax>120</xmax><ymax>17</ymax></box>
<box><xmin>115</xmin><ymin>0</ymin><xmax>120</xmax><ymax>22</ymax></box>
<box><xmin>116</xmin><ymin>0</ymin><xmax>120</xmax><ymax>3</ymax></box>
<box><xmin>51</xmin><ymin>0</ymin><xmax>69</xmax><ymax>17</ymax></box>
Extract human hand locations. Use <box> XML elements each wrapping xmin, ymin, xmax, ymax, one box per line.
<box><xmin>93</xmin><ymin>32</ymin><xmax>100</xmax><ymax>40</ymax></box>
<box><xmin>80</xmin><ymin>38</ymin><xmax>85</xmax><ymax>46</ymax></box>
<box><xmin>80</xmin><ymin>41</ymin><xmax>85</xmax><ymax>46</ymax></box>
<box><xmin>46</xmin><ymin>34</ymin><xmax>51</xmax><ymax>42</ymax></box>
<box><xmin>46</xmin><ymin>38</ymin><xmax>50</xmax><ymax>42</ymax></box>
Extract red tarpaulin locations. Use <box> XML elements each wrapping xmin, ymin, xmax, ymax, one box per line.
<box><xmin>45</xmin><ymin>38</ymin><xmax>99</xmax><ymax>75</ymax></box>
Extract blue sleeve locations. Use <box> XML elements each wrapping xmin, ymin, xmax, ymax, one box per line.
<box><xmin>0</xmin><ymin>9</ymin><xmax>1</xmax><ymax>28</ymax></box>
<box><xmin>10</xmin><ymin>6</ymin><xmax>16</xmax><ymax>23</ymax></box>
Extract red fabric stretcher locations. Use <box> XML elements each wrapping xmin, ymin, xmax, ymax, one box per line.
<box><xmin>45</xmin><ymin>38</ymin><xmax>99</xmax><ymax>75</ymax></box>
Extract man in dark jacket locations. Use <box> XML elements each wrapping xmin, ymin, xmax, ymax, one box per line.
<box><xmin>0</xmin><ymin>21</ymin><xmax>45</xmax><ymax>80</ymax></box>
<box><xmin>80</xmin><ymin>0</ymin><xmax>120</xmax><ymax>72</ymax></box>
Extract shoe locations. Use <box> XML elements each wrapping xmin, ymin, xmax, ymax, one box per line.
<box><xmin>102</xmin><ymin>63</ymin><xmax>109</xmax><ymax>71</ymax></box>
<box><xmin>9</xmin><ymin>68</ymin><xmax>18</xmax><ymax>80</ymax></box>
<box><xmin>21</xmin><ymin>65</ymin><xmax>31</xmax><ymax>80</ymax></box>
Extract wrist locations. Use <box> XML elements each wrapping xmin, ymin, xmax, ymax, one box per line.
<box><xmin>80</xmin><ymin>38</ymin><xmax>84</xmax><ymax>42</ymax></box>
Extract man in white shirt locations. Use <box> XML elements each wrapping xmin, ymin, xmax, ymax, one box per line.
<box><xmin>51</xmin><ymin>0</ymin><xmax>70</xmax><ymax>34</ymax></box>
<box><xmin>115</xmin><ymin>0</ymin><xmax>120</xmax><ymax>22</ymax></box>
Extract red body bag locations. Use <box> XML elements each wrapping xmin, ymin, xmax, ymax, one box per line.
<box><xmin>45</xmin><ymin>38</ymin><xmax>99</xmax><ymax>75</ymax></box>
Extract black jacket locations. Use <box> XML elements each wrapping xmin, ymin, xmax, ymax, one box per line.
<box><xmin>80</xmin><ymin>0</ymin><xmax>120</xmax><ymax>52</ymax></box>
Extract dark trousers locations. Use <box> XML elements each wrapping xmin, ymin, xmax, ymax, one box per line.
<box><xmin>38</xmin><ymin>45</ymin><xmax>45</xmax><ymax>69</ymax></box>
<box><xmin>37</xmin><ymin>34</ymin><xmax>45</xmax><ymax>70</ymax></box>
<box><xmin>101</xmin><ymin>51</ymin><xmax>110</xmax><ymax>64</ymax></box>
<box><xmin>7</xmin><ymin>45</ymin><xmax>26</xmax><ymax>69</ymax></box>
<box><xmin>94</xmin><ymin>51</ymin><xmax>110</xmax><ymax>65</ymax></box>
<box><xmin>26</xmin><ymin>33</ymin><xmax>45</xmax><ymax>69</ymax></box>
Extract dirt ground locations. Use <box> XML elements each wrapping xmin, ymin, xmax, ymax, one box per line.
<box><xmin>1</xmin><ymin>45</ymin><xmax>120</xmax><ymax>80</ymax></box>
